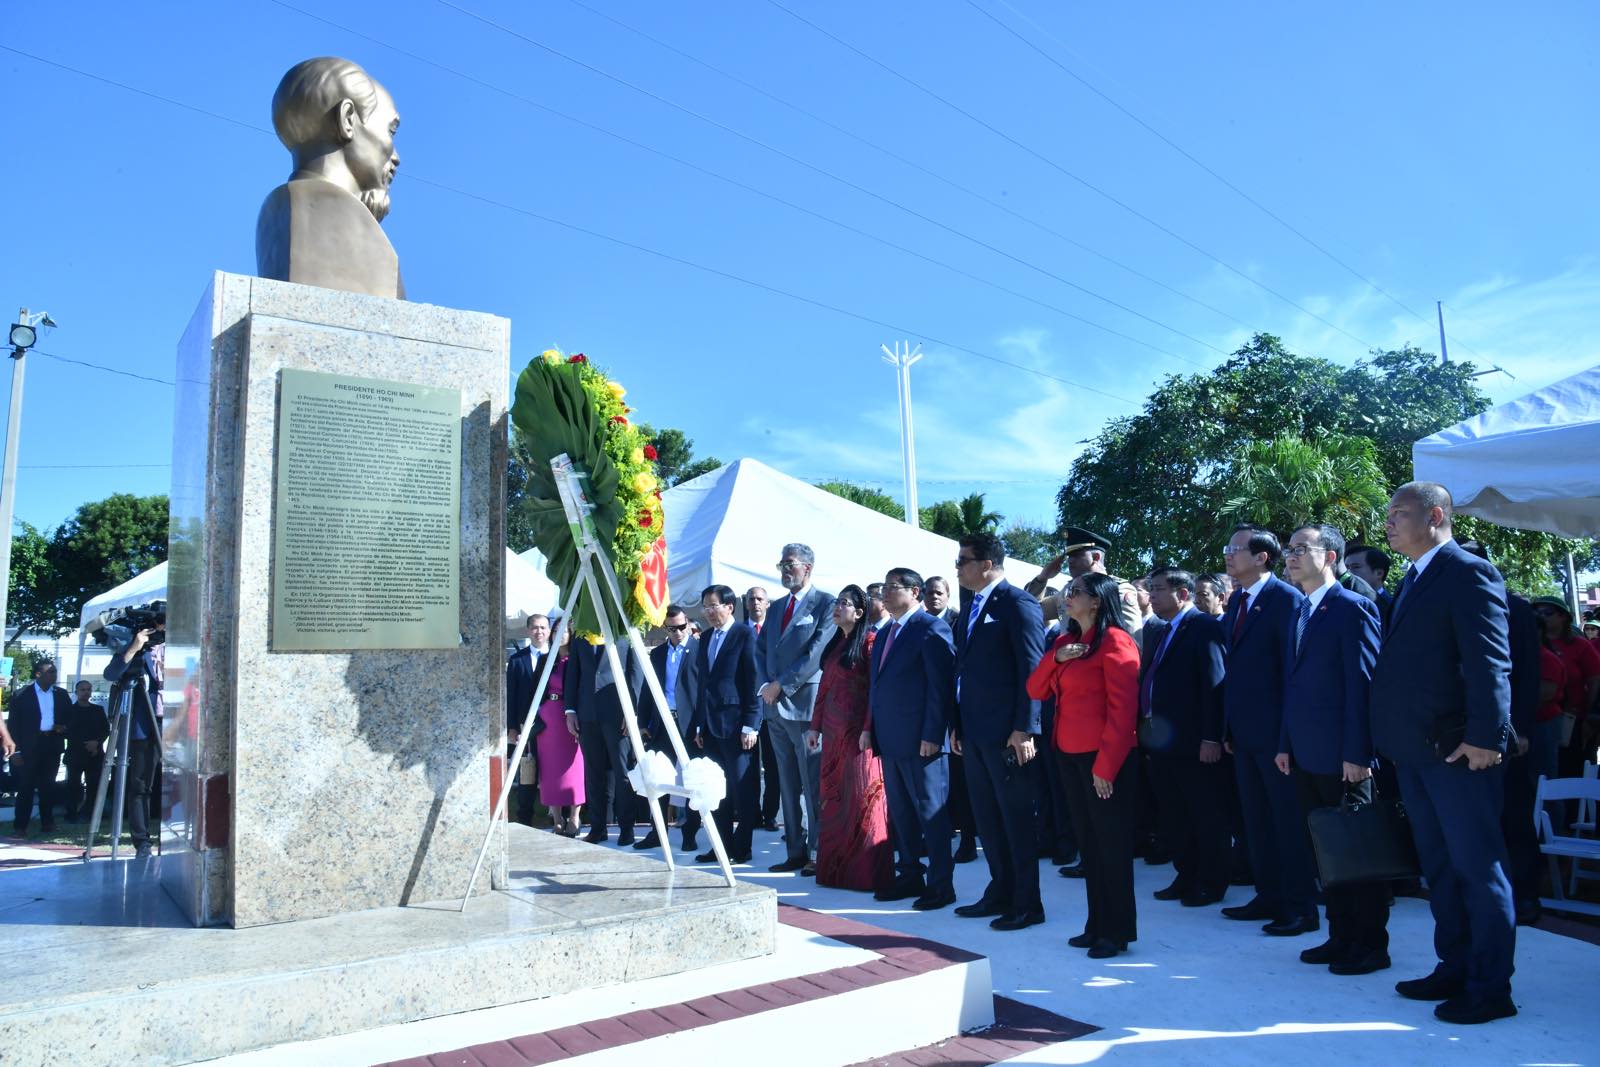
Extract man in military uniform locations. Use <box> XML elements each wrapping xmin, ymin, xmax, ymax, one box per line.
<box><xmin>1024</xmin><ymin>526</ymin><xmax>1143</xmax><ymax>642</ymax></box>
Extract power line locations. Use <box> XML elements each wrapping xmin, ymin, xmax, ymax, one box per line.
<box><xmin>31</xmin><ymin>349</ymin><xmax>172</xmax><ymax>386</ymax></box>
<box><xmin>266</xmin><ymin>0</ymin><xmax>1213</xmax><ymax>367</ymax></box>
<box><xmin>423</xmin><ymin>0</ymin><xmax>1224</xmax><ymax>362</ymax></box>
<box><xmin>762</xmin><ymin>0</ymin><xmax>1382</xmax><ymax>353</ymax></box>
<box><xmin>972</xmin><ymin>0</ymin><xmax>1446</xmax><ymax>336</ymax></box>
<box><xmin>554</xmin><ymin>0</ymin><xmax>1257</xmax><ymax>334</ymax></box>
<box><xmin>1</xmin><ymin>41</ymin><xmax>1146</xmax><ymax>405</ymax></box>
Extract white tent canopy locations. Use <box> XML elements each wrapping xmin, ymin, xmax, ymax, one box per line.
<box><xmin>660</xmin><ymin>458</ymin><xmax>1043</xmax><ymax>610</ymax></box>
<box><xmin>78</xmin><ymin>561</ymin><xmax>169</xmax><ymax>634</ymax></box>
<box><xmin>1412</xmin><ymin>363</ymin><xmax>1600</xmax><ymax>538</ymax></box>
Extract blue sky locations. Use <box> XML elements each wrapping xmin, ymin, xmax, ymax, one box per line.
<box><xmin>1</xmin><ymin>1</ymin><xmax>1595</xmax><ymax>536</ymax></box>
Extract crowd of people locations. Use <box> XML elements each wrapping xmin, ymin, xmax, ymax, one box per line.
<box><xmin>506</xmin><ymin>480</ymin><xmax>1600</xmax><ymax>1029</ymax></box>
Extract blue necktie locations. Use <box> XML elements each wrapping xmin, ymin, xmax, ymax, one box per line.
<box><xmin>966</xmin><ymin>592</ymin><xmax>984</xmax><ymax>634</ymax></box>
<box><xmin>1392</xmin><ymin>567</ymin><xmax>1418</xmax><ymax>613</ymax></box>
<box><xmin>1294</xmin><ymin>596</ymin><xmax>1312</xmax><ymax>656</ymax></box>
<box><xmin>708</xmin><ymin>629</ymin><xmax>724</xmax><ymax>667</ymax></box>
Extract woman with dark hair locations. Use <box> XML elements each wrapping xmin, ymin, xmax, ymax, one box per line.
<box><xmin>1027</xmin><ymin>571</ymin><xmax>1141</xmax><ymax>958</ymax></box>
<box><xmin>807</xmin><ymin>584</ymin><xmax>892</xmax><ymax>891</ymax></box>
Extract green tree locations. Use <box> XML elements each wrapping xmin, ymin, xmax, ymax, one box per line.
<box><xmin>815</xmin><ymin>480</ymin><xmax>904</xmax><ymax>520</ymax></box>
<box><xmin>19</xmin><ymin>494</ymin><xmax>170</xmax><ymax>638</ymax></box>
<box><xmin>1054</xmin><ymin>333</ymin><xmax>1573</xmax><ymax>573</ymax></box>
<box><xmin>5</xmin><ymin>521</ymin><xmax>56</xmax><ymax>641</ymax></box>
<box><xmin>1219</xmin><ymin>431</ymin><xmax>1389</xmax><ymax>546</ymax></box>
<box><xmin>638</xmin><ymin>425</ymin><xmax>722</xmax><ymax>488</ymax></box>
<box><xmin>1000</xmin><ymin>522</ymin><xmax>1065</xmax><ymax>567</ymax></box>
<box><xmin>919</xmin><ymin>492</ymin><xmax>1003</xmax><ymax>539</ymax></box>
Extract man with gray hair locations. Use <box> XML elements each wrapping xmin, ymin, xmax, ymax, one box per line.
<box><xmin>758</xmin><ymin>543</ymin><xmax>836</xmax><ymax>874</ymax></box>
<box><xmin>256</xmin><ymin>56</ymin><xmax>405</xmax><ymax>298</ymax></box>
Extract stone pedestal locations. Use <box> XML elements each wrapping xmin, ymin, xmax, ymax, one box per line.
<box><xmin>165</xmin><ymin>272</ymin><xmax>510</xmax><ymax>927</ymax></box>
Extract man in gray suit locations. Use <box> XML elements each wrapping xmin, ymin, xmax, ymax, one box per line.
<box><xmin>759</xmin><ymin>543</ymin><xmax>837</xmax><ymax>874</ymax></box>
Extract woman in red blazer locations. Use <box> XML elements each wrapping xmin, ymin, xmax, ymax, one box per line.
<box><xmin>1027</xmin><ymin>571</ymin><xmax>1141</xmax><ymax>959</ymax></box>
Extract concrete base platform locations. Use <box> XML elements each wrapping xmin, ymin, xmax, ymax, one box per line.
<box><xmin>0</xmin><ymin>825</ymin><xmax>775</xmax><ymax>1067</ymax></box>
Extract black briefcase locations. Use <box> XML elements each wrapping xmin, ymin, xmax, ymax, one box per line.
<box><xmin>1307</xmin><ymin>795</ymin><xmax>1422</xmax><ymax>889</ymax></box>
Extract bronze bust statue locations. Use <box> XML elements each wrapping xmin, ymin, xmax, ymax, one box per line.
<box><xmin>255</xmin><ymin>58</ymin><xmax>406</xmax><ymax>299</ymax></box>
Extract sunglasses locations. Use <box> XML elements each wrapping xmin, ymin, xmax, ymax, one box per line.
<box><xmin>665</xmin><ymin>623</ymin><xmax>689</xmax><ymax>632</ymax></box>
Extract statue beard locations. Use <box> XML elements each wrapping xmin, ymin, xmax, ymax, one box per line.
<box><xmin>360</xmin><ymin>186</ymin><xmax>391</xmax><ymax>223</ymax></box>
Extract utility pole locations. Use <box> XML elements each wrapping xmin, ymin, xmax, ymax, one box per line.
<box><xmin>1</xmin><ymin>308</ymin><xmax>52</xmax><ymax>649</ymax></box>
<box><xmin>1437</xmin><ymin>301</ymin><xmax>1450</xmax><ymax>364</ymax></box>
<box><xmin>881</xmin><ymin>341</ymin><xmax>923</xmax><ymax>528</ymax></box>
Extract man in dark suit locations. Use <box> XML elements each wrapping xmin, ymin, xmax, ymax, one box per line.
<box><xmin>1278</xmin><ymin>523</ymin><xmax>1388</xmax><ymax>974</ymax></box>
<box><xmin>925</xmin><ymin>574</ymin><xmax>978</xmax><ymax>863</ymax></box>
<box><xmin>950</xmin><ymin>532</ymin><xmax>1048</xmax><ymax>929</ymax></box>
<box><xmin>1140</xmin><ymin>568</ymin><xmax>1230</xmax><ymax>907</ymax></box>
<box><xmin>690</xmin><ymin>585</ymin><xmax>761</xmax><ymax>863</ymax></box>
<box><xmin>1371</xmin><ymin>482</ymin><xmax>1516</xmax><ymax>1025</ymax></box>
<box><xmin>63</xmin><ymin>680</ymin><xmax>110</xmax><ymax>822</ymax></box>
<box><xmin>569</xmin><ymin>637</ymin><xmax>644</xmax><ymax>846</ymax></box>
<box><xmin>1220</xmin><ymin>524</ymin><xmax>1319</xmax><ymax>936</ymax></box>
<box><xmin>744</xmin><ymin>586</ymin><xmax>782</xmax><ymax>832</ymax></box>
<box><xmin>7</xmin><ymin>661</ymin><xmax>74</xmax><ymax>834</ymax></box>
<box><xmin>636</xmin><ymin>604</ymin><xmax>702</xmax><ymax>852</ymax></box>
<box><xmin>758</xmin><ymin>544</ymin><xmax>836</xmax><ymax>874</ymax></box>
<box><xmin>1346</xmin><ymin>545</ymin><xmax>1394</xmax><ymax>625</ymax></box>
<box><xmin>866</xmin><ymin>567</ymin><xmax>958</xmax><ymax>910</ymax></box>
<box><xmin>505</xmin><ymin>613</ymin><xmax>552</xmax><ymax>827</ymax></box>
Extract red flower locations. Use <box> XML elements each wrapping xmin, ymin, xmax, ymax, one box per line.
<box><xmin>643</xmin><ymin>444</ymin><xmax>658</xmax><ymax>461</ymax></box>
<box><xmin>568</xmin><ymin>353</ymin><xmax>587</xmax><ymax>364</ymax></box>
<box><xmin>611</xmin><ymin>415</ymin><xmax>628</xmax><ymax>425</ymax></box>
<box><xmin>638</xmin><ymin>510</ymin><xmax>654</xmax><ymax>527</ymax></box>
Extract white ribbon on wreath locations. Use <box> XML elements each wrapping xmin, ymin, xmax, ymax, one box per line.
<box><xmin>679</xmin><ymin>757</ymin><xmax>727</xmax><ymax>813</ymax></box>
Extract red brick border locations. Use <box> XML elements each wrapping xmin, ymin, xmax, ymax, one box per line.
<box><xmin>375</xmin><ymin>904</ymin><xmax>1093</xmax><ymax>1067</ymax></box>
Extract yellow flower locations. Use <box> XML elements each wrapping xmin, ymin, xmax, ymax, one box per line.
<box><xmin>541</xmin><ymin>348</ymin><xmax>561</xmax><ymax>364</ymax></box>
<box><xmin>607</xmin><ymin>381</ymin><xmax>627</xmax><ymax>398</ymax></box>
<box><xmin>630</xmin><ymin>447</ymin><xmax>645</xmax><ymax>465</ymax></box>
<box><xmin>633</xmin><ymin>471</ymin><xmax>658</xmax><ymax>495</ymax></box>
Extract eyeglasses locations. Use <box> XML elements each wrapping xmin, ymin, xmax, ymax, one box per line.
<box><xmin>775</xmin><ymin>560</ymin><xmax>807</xmax><ymax>571</ymax></box>
<box><xmin>953</xmin><ymin>556</ymin><xmax>979</xmax><ymax>568</ymax></box>
<box><xmin>882</xmin><ymin>582</ymin><xmax>912</xmax><ymax>592</ymax></box>
<box><xmin>1064</xmin><ymin>587</ymin><xmax>1086</xmax><ymax>598</ymax></box>
<box><xmin>665</xmin><ymin>623</ymin><xmax>689</xmax><ymax>632</ymax></box>
<box><xmin>1221</xmin><ymin>545</ymin><xmax>1253</xmax><ymax>556</ymax></box>
<box><xmin>1283</xmin><ymin>545</ymin><xmax>1321</xmax><ymax>558</ymax></box>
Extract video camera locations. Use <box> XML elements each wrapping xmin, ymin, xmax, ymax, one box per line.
<box><xmin>92</xmin><ymin>600</ymin><xmax>167</xmax><ymax>655</ymax></box>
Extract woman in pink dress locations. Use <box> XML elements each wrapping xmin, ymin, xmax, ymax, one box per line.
<box><xmin>807</xmin><ymin>585</ymin><xmax>893</xmax><ymax>892</ymax></box>
<box><xmin>536</xmin><ymin>625</ymin><xmax>585</xmax><ymax>836</ymax></box>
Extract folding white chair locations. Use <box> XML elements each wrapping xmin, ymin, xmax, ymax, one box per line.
<box><xmin>1567</xmin><ymin>761</ymin><xmax>1599</xmax><ymax>897</ymax></box>
<box><xmin>1535</xmin><ymin>774</ymin><xmax>1600</xmax><ymax>917</ymax></box>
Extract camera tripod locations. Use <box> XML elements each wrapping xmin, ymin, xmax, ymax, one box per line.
<box><xmin>80</xmin><ymin>668</ymin><xmax>159</xmax><ymax>862</ymax></box>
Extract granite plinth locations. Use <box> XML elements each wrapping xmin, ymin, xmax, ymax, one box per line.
<box><xmin>0</xmin><ymin>825</ymin><xmax>776</xmax><ymax>1067</ymax></box>
<box><xmin>166</xmin><ymin>272</ymin><xmax>510</xmax><ymax>926</ymax></box>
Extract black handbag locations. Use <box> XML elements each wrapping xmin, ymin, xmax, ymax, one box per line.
<box><xmin>1306</xmin><ymin>792</ymin><xmax>1422</xmax><ymax>889</ymax></box>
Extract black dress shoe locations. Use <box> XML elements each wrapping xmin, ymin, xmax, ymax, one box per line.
<box><xmin>1058</xmin><ymin>863</ymin><xmax>1087</xmax><ymax>879</ymax></box>
<box><xmin>1180</xmin><ymin>889</ymin><xmax>1225</xmax><ymax>907</ymax></box>
<box><xmin>1086</xmin><ymin>938</ymin><xmax>1125</xmax><ymax>959</ymax></box>
<box><xmin>912</xmin><ymin>887</ymin><xmax>956</xmax><ymax>911</ymax></box>
<box><xmin>1299</xmin><ymin>938</ymin><xmax>1347</xmax><ymax>965</ymax></box>
<box><xmin>1153</xmin><ymin>880</ymin><xmax>1188</xmax><ymax>901</ymax></box>
<box><xmin>1329</xmin><ymin>947</ymin><xmax>1391</xmax><ymax>976</ymax></box>
<box><xmin>874</xmin><ymin>882</ymin><xmax>926</xmax><ymax>902</ymax></box>
<box><xmin>694</xmin><ymin>850</ymin><xmax>719</xmax><ymax>863</ymax></box>
<box><xmin>680</xmin><ymin>835</ymin><xmax>699</xmax><ymax>853</ymax></box>
<box><xmin>1221</xmin><ymin>898</ymin><xmax>1276</xmax><ymax>921</ymax></box>
<box><xmin>953</xmin><ymin>834</ymin><xmax>978</xmax><ymax>864</ymax></box>
<box><xmin>761</xmin><ymin>819</ymin><xmax>780</xmax><ymax>832</ymax></box>
<box><xmin>1434</xmin><ymin>994</ymin><xmax>1517</xmax><ymax>1025</ymax></box>
<box><xmin>1396</xmin><ymin>970</ymin><xmax>1466</xmax><ymax>1001</ymax></box>
<box><xmin>632</xmin><ymin>832</ymin><xmax>661</xmax><ymax>850</ymax></box>
<box><xmin>1262</xmin><ymin>914</ymin><xmax>1319</xmax><ymax>937</ymax></box>
<box><xmin>801</xmin><ymin>863</ymin><xmax>816</xmax><ymax>877</ymax></box>
<box><xmin>1051</xmin><ymin>851</ymin><xmax>1079</xmax><ymax>867</ymax></box>
<box><xmin>1068</xmin><ymin>931</ymin><xmax>1096</xmax><ymax>949</ymax></box>
<box><xmin>991</xmin><ymin>910</ymin><xmax>1045</xmax><ymax>931</ymax></box>
<box><xmin>616</xmin><ymin>832</ymin><xmax>635</xmax><ymax>847</ymax></box>
<box><xmin>582</xmin><ymin>829</ymin><xmax>608</xmax><ymax>844</ymax></box>
<box><xmin>954</xmin><ymin>899</ymin><xmax>1006</xmax><ymax>919</ymax></box>
<box><xmin>769</xmin><ymin>856</ymin><xmax>808</xmax><ymax>873</ymax></box>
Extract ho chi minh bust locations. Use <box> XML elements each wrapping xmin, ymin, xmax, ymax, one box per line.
<box><xmin>255</xmin><ymin>57</ymin><xmax>406</xmax><ymax>299</ymax></box>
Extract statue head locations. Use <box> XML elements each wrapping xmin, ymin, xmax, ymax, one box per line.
<box><xmin>272</xmin><ymin>57</ymin><xmax>400</xmax><ymax>222</ymax></box>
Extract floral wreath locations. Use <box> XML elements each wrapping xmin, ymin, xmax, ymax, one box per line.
<box><xmin>511</xmin><ymin>349</ymin><xmax>669</xmax><ymax>635</ymax></box>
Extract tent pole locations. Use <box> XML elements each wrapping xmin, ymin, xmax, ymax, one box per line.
<box><xmin>1566</xmin><ymin>552</ymin><xmax>1581</xmax><ymax>622</ymax></box>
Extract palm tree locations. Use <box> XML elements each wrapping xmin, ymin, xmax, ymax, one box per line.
<box><xmin>1219</xmin><ymin>431</ymin><xmax>1388</xmax><ymax>543</ymax></box>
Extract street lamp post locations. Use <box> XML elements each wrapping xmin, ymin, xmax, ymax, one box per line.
<box><xmin>1</xmin><ymin>308</ymin><xmax>53</xmax><ymax>649</ymax></box>
<box><xmin>881</xmin><ymin>341</ymin><xmax>923</xmax><ymax>529</ymax></box>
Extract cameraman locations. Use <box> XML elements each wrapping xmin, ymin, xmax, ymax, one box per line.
<box><xmin>104</xmin><ymin>623</ymin><xmax>163</xmax><ymax>859</ymax></box>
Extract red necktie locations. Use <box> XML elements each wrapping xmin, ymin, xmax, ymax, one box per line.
<box><xmin>881</xmin><ymin>622</ymin><xmax>900</xmax><ymax>659</ymax></box>
<box><xmin>1231</xmin><ymin>590</ymin><xmax>1250</xmax><ymax>644</ymax></box>
<box><xmin>781</xmin><ymin>597</ymin><xmax>797</xmax><ymax>631</ymax></box>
